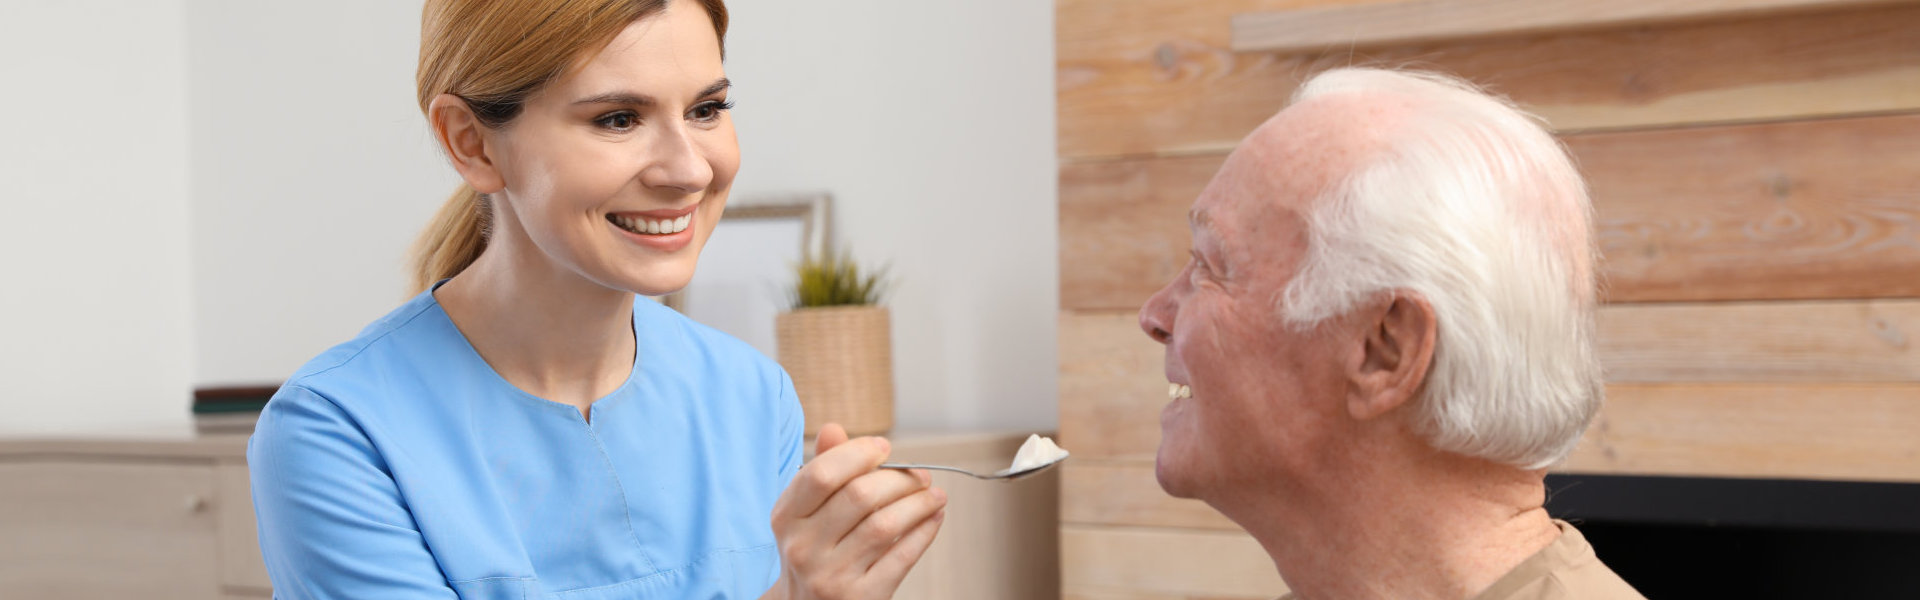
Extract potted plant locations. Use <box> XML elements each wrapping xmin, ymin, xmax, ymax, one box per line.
<box><xmin>776</xmin><ymin>250</ymin><xmax>894</xmax><ymax>436</ymax></box>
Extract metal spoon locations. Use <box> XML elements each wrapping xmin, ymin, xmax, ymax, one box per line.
<box><xmin>879</xmin><ymin>454</ymin><xmax>1068</xmax><ymax>482</ymax></box>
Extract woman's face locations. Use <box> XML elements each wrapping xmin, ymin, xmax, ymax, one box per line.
<box><xmin>484</xmin><ymin>2</ymin><xmax>738</xmax><ymax>296</ymax></box>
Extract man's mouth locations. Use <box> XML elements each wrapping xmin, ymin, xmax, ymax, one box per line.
<box><xmin>1168</xmin><ymin>383</ymin><xmax>1192</xmax><ymax>399</ymax></box>
<box><xmin>607</xmin><ymin>213</ymin><xmax>691</xmax><ymax>236</ymax></box>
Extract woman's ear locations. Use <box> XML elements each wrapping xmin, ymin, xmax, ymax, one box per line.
<box><xmin>1347</xmin><ymin>293</ymin><xmax>1437</xmax><ymax>421</ymax></box>
<box><xmin>427</xmin><ymin>93</ymin><xmax>506</xmax><ymax>194</ymax></box>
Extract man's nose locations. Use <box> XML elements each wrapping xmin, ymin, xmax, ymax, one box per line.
<box><xmin>639</xmin><ymin>125</ymin><xmax>714</xmax><ymax>194</ymax></box>
<box><xmin>1139</xmin><ymin>283</ymin><xmax>1175</xmax><ymax>345</ymax></box>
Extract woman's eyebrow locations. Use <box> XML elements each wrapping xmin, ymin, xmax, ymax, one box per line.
<box><xmin>573</xmin><ymin>78</ymin><xmax>732</xmax><ymax>107</ymax></box>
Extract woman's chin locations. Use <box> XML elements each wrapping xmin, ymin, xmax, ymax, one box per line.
<box><xmin>602</xmin><ymin>261</ymin><xmax>697</xmax><ymax>298</ymax></box>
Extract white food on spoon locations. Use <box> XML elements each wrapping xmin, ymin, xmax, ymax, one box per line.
<box><xmin>1002</xmin><ymin>434</ymin><xmax>1069</xmax><ymax>475</ymax></box>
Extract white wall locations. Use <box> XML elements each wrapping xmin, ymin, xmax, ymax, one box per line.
<box><xmin>4</xmin><ymin>0</ymin><xmax>1057</xmax><ymax>435</ymax></box>
<box><xmin>726</xmin><ymin>1</ymin><xmax>1060</xmax><ymax>432</ymax></box>
<box><xmin>0</xmin><ymin>1</ymin><xmax>196</xmax><ymax>434</ymax></box>
<box><xmin>186</xmin><ymin>0</ymin><xmax>456</xmax><ymax>386</ymax></box>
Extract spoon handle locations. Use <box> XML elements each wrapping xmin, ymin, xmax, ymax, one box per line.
<box><xmin>877</xmin><ymin>463</ymin><xmax>992</xmax><ymax>480</ymax></box>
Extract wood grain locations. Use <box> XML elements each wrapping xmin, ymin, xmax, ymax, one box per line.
<box><xmin>1060</xmin><ymin>114</ymin><xmax>1920</xmax><ymax>311</ymax></box>
<box><xmin>1230</xmin><ymin>0</ymin><xmax>1914</xmax><ymax>53</ymax></box>
<box><xmin>1059</xmin><ymin>154</ymin><xmax>1217</xmax><ymax>312</ymax></box>
<box><xmin>1573</xmin><ymin>116</ymin><xmax>1920</xmax><ymax>302</ymax></box>
<box><xmin>1598</xmin><ymin>300</ymin><xmax>1920</xmax><ymax>383</ymax></box>
<box><xmin>1062</xmin><ymin>524</ymin><xmax>1287</xmax><ymax>599</ymax></box>
<box><xmin>1059</xmin><ymin>0</ymin><xmax>1920</xmax><ymax>159</ymax></box>
<box><xmin>1567</xmin><ymin>384</ymin><xmax>1920</xmax><ymax>481</ymax></box>
<box><xmin>1060</xmin><ymin>383</ymin><xmax>1920</xmax><ymax>532</ymax></box>
<box><xmin>0</xmin><ymin>462</ymin><xmax>222</xmax><ymax>599</ymax></box>
<box><xmin>215</xmin><ymin>460</ymin><xmax>271</xmax><ymax>591</ymax></box>
<box><xmin>1059</xmin><ymin>311</ymin><xmax>1168</xmax><ymax>463</ymax></box>
<box><xmin>1061</xmin><ymin>306</ymin><xmax>1920</xmax><ymax>460</ymax></box>
<box><xmin>1063</xmin><ymin>461</ymin><xmax>1237</xmax><ymax>531</ymax></box>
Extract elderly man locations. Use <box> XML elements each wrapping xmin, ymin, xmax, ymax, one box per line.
<box><xmin>1137</xmin><ymin>67</ymin><xmax>1643</xmax><ymax>600</ymax></box>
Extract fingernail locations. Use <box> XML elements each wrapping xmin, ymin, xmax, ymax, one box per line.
<box><xmin>873</xmin><ymin>437</ymin><xmax>891</xmax><ymax>454</ymax></box>
<box><xmin>931</xmin><ymin>487</ymin><xmax>947</xmax><ymax>503</ymax></box>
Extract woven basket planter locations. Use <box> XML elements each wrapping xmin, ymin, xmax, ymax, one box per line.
<box><xmin>776</xmin><ymin>305</ymin><xmax>894</xmax><ymax>436</ymax></box>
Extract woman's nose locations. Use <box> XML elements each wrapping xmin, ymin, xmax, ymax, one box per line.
<box><xmin>640</xmin><ymin>125</ymin><xmax>714</xmax><ymax>194</ymax></box>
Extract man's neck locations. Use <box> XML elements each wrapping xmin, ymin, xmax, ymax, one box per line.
<box><xmin>1219</xmin><ymin>440</ymin><xmax>1561</xmax><ymax>600</ymax></box>
<box><xmin>434</xmin><ymin>231</ymin><xmax>637</xmax><ymax>418</ymax></box>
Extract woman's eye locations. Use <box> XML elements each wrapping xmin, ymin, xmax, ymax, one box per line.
<box><xmin>688</xmin><ymin>99</ymin><xmax>734</xmax><ymax>123</ymax></box>
<box><xmin>596</xmin><ymin>112</ymin><xmax>638</xmax><ymax>131</ymax></box>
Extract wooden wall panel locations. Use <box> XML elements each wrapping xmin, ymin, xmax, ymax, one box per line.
<box><xmin>1599</xmin><ymin>300</ymin><xmax>1920</xmax><ymax>382</ymax></box>
<box><xmin>1061</xmin><ymin>525</ymin><xmax>1286</xmax><ymax>599</ymax></box>
<box><xmin>1062</xmin><ymin>308</ymin><xmax>1920</xmax><ymax>462</ymax></box>
<box><xmin>1572</xmin><ymin>116</ymin><xmax>1920</xmax><ymax>303</ymax></box>
<box><xmin>1060</xmin><ymin>0</ymin><xmax>1920</xmax><ymax>159</ymax></box>
<box><xmin>1059</xmin><ymin>311</ymin><xmax>1165</xmax><ymax>463</ymax></box>
<box><xmin>1230</xmin><ymin>0</ymin><xmax>1915</xmax><ymax>53</ymax></box>
<box><xmin>1060</xmin><ymin>114</ymin><xmax>1920</xmax><ymax>311</ymax></box>
<box><xmin>1059</xmin><ymin>155</ymin><xmax>1217</xmax><ymax>311</ymax></box>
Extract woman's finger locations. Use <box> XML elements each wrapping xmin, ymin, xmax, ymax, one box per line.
<box><xmin>777</xmin><ymin>436</ymin><xmax>891</xmax><ymax>521</ymax></box>
<box><xmin>860</xmin><ymin>505</ymin><xmax>946</xmax><ymax>592</ymax></box>
<box><xmin>808</xmin><ymin>469</ymin><xmax>929</xmax><ymax>549</ymax></box>
<box><xmin>842</xmin><ymin>486</ymin><xmax>947</xmax><ymax>573</ymax></box>
<box><xmin>814</xmin><ymin>423</ymin><xmax>850</xmax><ymax>455</ymax></box>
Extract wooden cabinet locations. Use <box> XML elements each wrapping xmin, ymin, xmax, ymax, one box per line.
<box><xmin>0</xmin><ymin>437</ymin><xmax>266</xmax><ymax>598</ymax></box>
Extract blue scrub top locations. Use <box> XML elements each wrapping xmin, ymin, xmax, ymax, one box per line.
<box><xmin>248</xmin><ymin>287</ymin><xmax>803</xmax><ymax>599</ymax></box>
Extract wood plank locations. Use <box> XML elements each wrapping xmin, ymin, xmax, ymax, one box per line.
<box><xmin>1571</xmin><ymin>116</ymin><xmax>1920</xmax><ymax>303</ymax></box>
<box><xmin>1230</xmin><ymin>0</ymin><xmax>1913</xmax><ymax>54</ymax></box>
<box><xmin>1059</xmin><ymin>0</ymin><xmax>1920</xmax><ymax>159</ymax></box>
<box><xmin>1063</xmin><ymin>461</ymin><xmax>1238</xmax><ymax>531</ymax></box>
<box><xmin>1061</xmin><ymin>384</ymin><xmax>1920</xmax><ymax>531</ymax></box>
<box><xmin>1059</xmin><ymin>114</ymin><xmax>1920</xmax><ymax>311</ymax></box>
<box><xmin>1061</xmin><ymin>307</ymin><xmax>1920</xmax><ymax>459</ymax></box>
<box><xmin>1062</xmin><ymin>524</ymin><xmax>1287</xmax><ymax>599</ymax></box>
<box><xmin>1059</xmin><ymin>311</ymin><xmax>1167</xmax><ymax>463</ymax></box>
<box><xmin>1059</xmin><ymin>155</ymin><xmax>1216</xmax><ymax>311</ymax></box>
<box><xmin>1598</xmin><ymin>300</ymin><xmax>1920</xmax><ymax>383</ymax></box>
<box><xmin>1567</xmin><ymin>384</ymin><xmax>1920</xmax><ymax>481</ymax></box>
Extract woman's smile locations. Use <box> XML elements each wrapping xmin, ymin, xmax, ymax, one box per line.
<box><xmin>605</xmin><ymin>205</ymin><xmax>699</xmax><ymax>253</ymax></box>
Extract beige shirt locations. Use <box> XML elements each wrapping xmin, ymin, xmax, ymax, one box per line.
<box><xmin>1277</xmin><ymin>520</ymin><xmax>1644</xmax><ymax>600</ymax></box>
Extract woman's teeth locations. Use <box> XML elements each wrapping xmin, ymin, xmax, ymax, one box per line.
<box><xmin>610</xmin><ymin>214</ymin><xmax>691</xmax><ymax>235</ymax></box>
<box><xmin>1168</xmin><ymin>383</ymin><xmax>1192</xmax><ymax>399</ymax></box>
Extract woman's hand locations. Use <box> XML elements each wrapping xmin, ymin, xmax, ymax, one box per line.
<box><xmin>764</xmin><ymin>423</ymin><xmax>948</xmax><ymax>600</ymax></box>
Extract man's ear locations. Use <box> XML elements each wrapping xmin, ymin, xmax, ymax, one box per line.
<box><xmin>1347</xmin><ymin>293</ymin><xmax>1437</xmax><ymax>421</ymax></box>
<box><xmin>427</xmin><ymin>93</ymin><xmax>506</xmax><ymax>194</ymax></box>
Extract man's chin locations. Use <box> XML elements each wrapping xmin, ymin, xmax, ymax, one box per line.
<box><xmin>1153</xmin><ymin>448</ymin><xmax>1200</xmax><ymax>499</ymax></box>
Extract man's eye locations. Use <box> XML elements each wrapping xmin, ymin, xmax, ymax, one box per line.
<box><xmin>596</xmin><ymin>112</ymin><xmax>638</xmax><ymax>130</ymax></box>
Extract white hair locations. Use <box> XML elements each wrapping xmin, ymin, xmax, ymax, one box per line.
<box><xmin>1280</xmin><ymin>68</ymin><xmax>1602</xmax><ymax>469</ymax></box>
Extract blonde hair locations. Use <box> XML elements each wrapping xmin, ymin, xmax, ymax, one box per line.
<box><xmin>409</xmin><ymin>0</ymin><xmax>730</xmax><ymax>293</ymax></box>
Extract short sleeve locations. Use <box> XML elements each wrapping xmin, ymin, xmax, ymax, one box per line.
<box><xmin>773</xmin><ymin>370</ymin><xmax>805</xmax><ymax>486</ymax></box>
<box><xmin>247</xmin><ymin>385</ymin><xmax>458</xmax><ymax>599</ymax></box>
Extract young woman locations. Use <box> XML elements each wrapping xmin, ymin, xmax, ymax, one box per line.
<box><xmin>246</xmin><ymin>1</ymin><xmax>945</xmax><ymax>598</ymax></box>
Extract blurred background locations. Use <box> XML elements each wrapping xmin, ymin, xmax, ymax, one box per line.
<box><xmin>4</xmin><ymin>0</ymin><xmax>1920</xmax><ymax>598</ymax></box>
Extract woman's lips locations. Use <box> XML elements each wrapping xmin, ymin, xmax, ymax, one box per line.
<box><xmin>606</xmin><ymin>207</ymin><xmax>696</xmax><ymax>252</ymax></box>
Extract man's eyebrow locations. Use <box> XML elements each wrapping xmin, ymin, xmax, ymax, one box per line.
<box><xmin>1189</xmin><ymin>208</ymin><xmax>1216</xmax><ymax>234</ymax></box>
<box><xmin>571</xmin><ymin>78</ymin><xmax>732</xmax><ymax>107</ymax></box>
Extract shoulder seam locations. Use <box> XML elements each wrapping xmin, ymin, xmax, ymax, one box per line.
<box><xmin>300</xmin><ymin>299</ymin><xmax>441</xmax><ymax>382</ymax></box>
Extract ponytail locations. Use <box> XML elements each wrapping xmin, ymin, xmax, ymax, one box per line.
<box><xmin>408</xmin><ymin>183</ymin><xmax>490</xmax><ymax>294</ymax></box>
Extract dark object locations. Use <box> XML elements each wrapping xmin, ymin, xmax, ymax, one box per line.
<box><xmin>1544</xmin><ymin>473</ymin><xmax>1920</xmax><ymax>598</ymax></box>
<box><xmin>192</xmin><ymin>385</ymin><xmax>279</xmax><ymax>414</ymax></box>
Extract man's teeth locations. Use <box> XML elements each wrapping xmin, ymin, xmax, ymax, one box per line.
<box><xmin>612</xmin><ymin>214</ymin><xmax>691</xmax><ymax>235</ymax></box>
<box><xmin>1167</xmin><ymin>383</ymin><xmax>1192</xmax><ymax>399</ymax></box>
